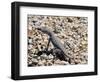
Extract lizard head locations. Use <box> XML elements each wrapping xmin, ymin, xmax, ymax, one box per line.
<box><xmin>36</xmin><ymin>27</ymin><xmax>53</xmax><ymax>36</ymax></box>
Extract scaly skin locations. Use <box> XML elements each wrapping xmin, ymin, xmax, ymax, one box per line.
<box><xmin>36</xmin><ymin>27</ymin><xmax>73</xmax><ymax>60</ymax></box>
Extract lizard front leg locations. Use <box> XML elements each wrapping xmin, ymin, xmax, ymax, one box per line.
<box><xmin>46</xmin><ymin>37</ymin><xmax>51</xmax><ymax>52</ymax></box>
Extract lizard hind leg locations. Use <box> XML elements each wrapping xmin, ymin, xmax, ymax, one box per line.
<box><xmin>52</xmin><ymin>48</ymin><xmax>67</xmax><ymax>61</ymax></box>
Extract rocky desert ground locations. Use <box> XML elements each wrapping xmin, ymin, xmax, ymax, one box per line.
<box><xmin>27</xmin><ymin>15</ymin><xmax>88</xmax><ymax>67</ymax></box>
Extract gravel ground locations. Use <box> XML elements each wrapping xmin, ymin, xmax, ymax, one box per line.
<box><xmin>27</xmin><ymin>15</ymin><xmax>88</xmax><ymax>67</ymax></box>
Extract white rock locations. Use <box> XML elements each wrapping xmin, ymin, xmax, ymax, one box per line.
<box><xmin>40</xmin><ymin>54</ymin><xmax>48</xmax><ymax>59</ymax></box>
<box><xmin>38</xmin><ymin>60</ymin><xmax>44</xmax><ymax>66</ymax></box>
<box><xmin>28</xmin><ymin>26</ymin><xmax>32</xmax><ymax>30</ymax></box>
<box><xmin>37</xmin><ymin>56</ymin><xmax>41</xmax><ymax>60</ymax></box>
<box><xmin>60</xmin><ymin>61</ymin><xmax>69</xmax><ymax>65</ymax></box>
<box><xmin>32</xmin><ymin>58</ymin><xmax>38</xmax><ymax>63</ymax></box>
<box><xmin>28</xmin><ymin>44</ymin><xmax>33</xmax><ymax>49</ymax></box>
<box><xmin>48</xmin><ymin>54</ymin><xmax>54</xmax><ymax>59</ymax></box>
<box><xmin>28</xmin><ymin>39</ymin><xmax>33</xmax><ymax>44</ymax></box>
<box><xmin>28</xmin><ymin>61</ymin><xmax>32</xmax><ymax>65</ymax></box>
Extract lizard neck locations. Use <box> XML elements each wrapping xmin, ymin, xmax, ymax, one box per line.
<box><xmin>49</xmin><ymin>31</ymin><xmax>54</xmax><ymax>37</ymax></box>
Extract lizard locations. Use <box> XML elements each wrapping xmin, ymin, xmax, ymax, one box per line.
<box><xmin>36</xmin><ymin>27</ymin><xmax>74</xmax><ymax>61</ymax></box>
